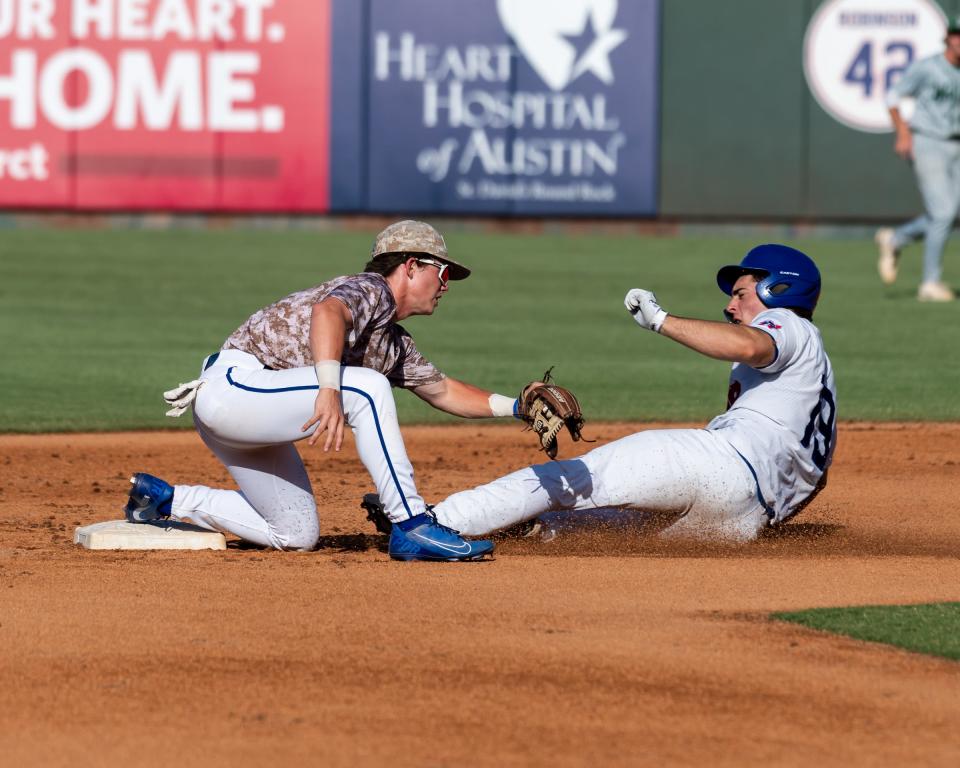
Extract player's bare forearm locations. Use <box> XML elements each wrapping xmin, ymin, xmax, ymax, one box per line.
<box><xmin>308</xmin><ymin>298</ymin><xmax>352</xmax><ymax>363</ymax></box>
<box><xmin>414</xmin><ymin>377</ymin><xmax>499</xmax><ymax>418</ymax></box>
<box><xmin>304</xmin><ymin>298</ymin><xmax>353</xmax><ymax>452</ymax></box>
<box><xmin>888</xmin><ymin>107</ymin><xmax>913</xmax><ymax>159</ymax></box>
<box><xmin>660</xmin><ymin>315</ymin><xmax>775</xmax><ymax>367</ymax></box>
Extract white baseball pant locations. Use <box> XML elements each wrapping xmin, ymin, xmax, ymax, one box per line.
<box><xmin>169</xmin><ymin>349</ymin><xmax>426</xmax><ymax>550</ymax></box>
<box><xmin>432</xmin><ymin>428</ymin><xmax>770</xmax><ymax>542</ymax></box>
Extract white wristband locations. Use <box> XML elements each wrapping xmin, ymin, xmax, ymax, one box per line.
<box><xmin>488</xmin><ymin>393</ymin><xmax>517</xmax><ymax>418</ymax></box>
<box><xmin>314</xmin><ymin>360</ymin><xmax>341</xmax><ymax>390</ymax></box>
<box><xmin>651</xmin><ymin>308</ymin><xmax>668</xmax><ymax>333</ymax></box>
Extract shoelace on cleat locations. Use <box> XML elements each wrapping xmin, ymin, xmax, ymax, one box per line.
<box><xmin>424</xmin><ymin>508</ymin><xmax>462</xmax><ymax>536</ymax></box>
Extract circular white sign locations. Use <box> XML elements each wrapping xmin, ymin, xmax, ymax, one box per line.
<box><xmin>804</xmin><ymin>0</ymin><xmax>947</xmax><ymax>133</ymax></box>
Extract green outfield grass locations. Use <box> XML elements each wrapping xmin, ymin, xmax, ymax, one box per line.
<box><xmin>774</xmin><ymin>603</ymin><xmax>960</xmax><ymax>661</ymax></box>
<box><xmin>0</xmin><ymin>226</ymin><xmax>958</xmax><ymax>431</ymax></box>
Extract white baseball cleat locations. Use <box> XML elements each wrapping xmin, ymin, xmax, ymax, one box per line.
<box><xmin>917</xmin><ymin>281</ymin><xmax>956</xmax><ymax>302</ymax></box>
<box><xmin>875</xmin><ymin>228</ymin><xmax>900</xmax><ymax>285</ymax></box>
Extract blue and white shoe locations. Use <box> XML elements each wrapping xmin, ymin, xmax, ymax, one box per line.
<box><xmin>124</xmin><ymin>473</ymin><xmax>174</xmax><ymax>523</ymax></box>
<box><xmin>389</xmin><ymin>511</ymin><xmax>494</xmax><ymax>561</ymax></box>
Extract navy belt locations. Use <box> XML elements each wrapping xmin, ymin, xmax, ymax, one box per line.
<box><xmin>914</xmin><ymin>129</ymin><xmax>960</xmax><ymax>141</ymax></box>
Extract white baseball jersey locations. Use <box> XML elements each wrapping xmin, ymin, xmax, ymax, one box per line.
<box><xmin>706</xmin><ymin>308</ymin><xmax>837</xmax><ymax>522</ymax></box>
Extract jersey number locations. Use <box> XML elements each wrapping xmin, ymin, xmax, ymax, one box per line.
<box><xmin>801</xmin><ymin>377</ymin><xmax>836</xmax><ymax>472</ymax></box>
<box><xmin>844</xmin><ymin>40</ymin><xmax>914</xmax><ymax>97</ymax></box>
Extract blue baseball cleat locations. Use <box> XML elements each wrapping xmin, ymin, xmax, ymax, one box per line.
<box><xmin>124</xmin><ymin>472</ymin><xmax>174</xmax><ymax>523</ymax></box>
<box><xmin>389</xmin><ymin>511</ymin><xmax>494</xmax><ymax>562</ymax></box>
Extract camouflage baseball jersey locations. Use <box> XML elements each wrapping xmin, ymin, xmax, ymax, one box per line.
<box><xmin>222</xmin><ymin>273</ymin><xmax>445</xmax><ymax>389</ymax></box>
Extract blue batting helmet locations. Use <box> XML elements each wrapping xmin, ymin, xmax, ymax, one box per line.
<box><xmin>716</xmin><ymin>244</ymin><xmax>821</xmax><ymax>314</ymax></box>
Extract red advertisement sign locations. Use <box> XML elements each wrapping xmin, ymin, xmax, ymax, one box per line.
<box><xmin>0</xmin><ymin>0</ymin><xmax>330</xmax><ymax>211</ymax></box>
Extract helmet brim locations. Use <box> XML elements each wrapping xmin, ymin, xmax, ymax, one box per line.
<box><xmin>716</xmin><ymin>265</ymin><xmax>769</xmax><ymax>295</ymax></box>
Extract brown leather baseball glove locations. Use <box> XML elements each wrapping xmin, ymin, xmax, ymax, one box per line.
<box><xmin>517</xmin><ymin>368</ymin><xmax>587</xmax><ymax>459</ymax></box>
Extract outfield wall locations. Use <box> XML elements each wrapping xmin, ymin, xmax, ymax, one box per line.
<box><xmin>661</xmin><ymin>0</ymin><xmax>960</xmax><ymax>220</ymax></box>
<box><xmin>0</xmin><ymin>0</ymin><xmax>957</xmax><ymax>218</ymax></box>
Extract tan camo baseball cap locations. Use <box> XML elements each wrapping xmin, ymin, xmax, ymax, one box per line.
<box><xmin>370</xmin><ymin>220</ymin><xmax>471</xmax><ymax>280</ymax></box>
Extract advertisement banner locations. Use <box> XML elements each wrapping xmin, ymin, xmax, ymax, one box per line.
<box><xmin>364</xmin><ymin>0</ymin><xmax>660</xmax><ymax>216</ymax></box>
<box><xmin>0</xmin><ymin>1</ymin><xmax>331</xmax><ymax>211</ymax></box>
<box><xmin>0</xmin><ymin>3</ymin><xmax>71</xmax><ymax>207</ymax></box>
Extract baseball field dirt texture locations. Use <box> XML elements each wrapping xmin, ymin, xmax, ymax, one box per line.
<box><xmin>2</xmin><ymin>225</ymin><xmax>959</xmax><ymax>766</ymax></box>
<box><xmin>3</xmin><ymin>421</ymin><xmax>959</xmax><ymax>767</ymax></box>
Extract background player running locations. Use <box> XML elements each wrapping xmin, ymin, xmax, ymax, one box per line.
<box><xmin>123</xmin><ymin>220</ymin><xmax>527</xmax><ymax>561</ymax></box>
<box><xmin>875</xmin><ymin>15</ymin><xmax>960</xmax><ymax>302</ymax></box>
<box><xmin>431</xmin><ymin>244</ymin><xmax>837</xmax><ymax>542</ymax></box>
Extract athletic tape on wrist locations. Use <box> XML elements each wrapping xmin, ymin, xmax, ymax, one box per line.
<box><xmin>489</xmin><ymin>393</ymin><xmax>517</xmax><ymax>418</ymax></box>
<box><xmin>314</xmin><ymin>360</ymin><xmax>341</xmax><ymax>390</ymax></box>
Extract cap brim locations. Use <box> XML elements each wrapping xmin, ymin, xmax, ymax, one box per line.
<box><xmin>436</xmin><ymin>257</ymin><xmax>470</xmax><ymax>280</ymax></box>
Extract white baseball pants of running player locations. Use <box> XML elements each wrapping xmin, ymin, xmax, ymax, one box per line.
<box><xmin>168</xmin><ymin>349</ymin><xmax>426</xmax><ymax>550</ymax></box>
<box><xmin>432</xmin><ymin>428</ymin><xmax>770</xmax><ymax>542</ymax></box>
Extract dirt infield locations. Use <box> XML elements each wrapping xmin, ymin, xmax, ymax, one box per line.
<box><xmin>2</xmin><ymin>422</ymin><xmax>959</xmax><ymax>767</ymax></box>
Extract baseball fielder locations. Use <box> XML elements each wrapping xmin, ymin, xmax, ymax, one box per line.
<box><xmin>875</xmin><ymin>14</ymin><xmax>960</xmax><ymax>302</ymax></box>
<box><xmin>431</xmin><ymin>245</ymin><xmax>837</xmax><ymax>542</ymax></box>
<box><xmin>123</xmin><ymin>221</ymin><xmax>536</xmax><ymax>561</ymax></box>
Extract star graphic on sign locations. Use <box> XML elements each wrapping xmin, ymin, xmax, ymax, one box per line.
<box><xmin>561</xmin><ymin>11</ymin><xmax>627</xmax><ymax>86</ymax></box>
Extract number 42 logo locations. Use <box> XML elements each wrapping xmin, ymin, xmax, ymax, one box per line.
<box><xmin>804</xmin><ymin>0</ymin><xmax>947</xmax><ymax>133</ymax></box>
<box><xmin>844</xmin><ymin>40</ymin><xmax>914</xmax><ymax>97</ymax></box>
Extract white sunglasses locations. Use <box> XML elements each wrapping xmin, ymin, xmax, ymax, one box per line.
<box><xmin>416</xmin><ymin>257</ymin><xmax>450</xmax><ymax>286</ymax></box>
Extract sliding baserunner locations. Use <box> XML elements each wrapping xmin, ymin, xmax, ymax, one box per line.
<box><xmin>431</xmin><ymin>245</ymin><xmax>837</xmax><ymax>542</ymax></box>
